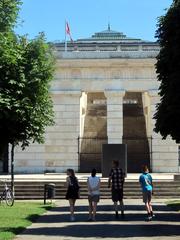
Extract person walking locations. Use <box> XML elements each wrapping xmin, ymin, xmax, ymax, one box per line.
<box><xmin>87</xmin><ymin>168</ymin><xmax>100</xmax><ymax>221</ymax></box>
<box><xmin>139</xmin><ymin>165</ymin><xmax>155</xmax><ymax>221</ymax></box>
<box><xmin>66</xmin><ymin>169</ymin><xmax>80</xmax><ymax>221</ymax></box>
<box><xmin>108</xmin><ymin>160</ymin><xmax>125</xmax><ymax>219</ymax></box>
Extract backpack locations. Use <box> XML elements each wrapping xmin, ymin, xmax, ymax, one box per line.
<box><xmin>69</xmin><ymin>176</ymin><xmax>80</xmax><ymax>191</ymax></box>
<box><xmin>143</xmin><ymin>174</ymin><xmax>152</xmax><ymax>187</ymax></box>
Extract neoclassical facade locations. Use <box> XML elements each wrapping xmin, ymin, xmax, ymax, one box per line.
<box><xmin>13</xmin><ymin>27</ymin><xmax>179</xmax><ymax>173</ymax></box>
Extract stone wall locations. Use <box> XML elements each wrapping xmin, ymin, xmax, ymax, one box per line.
<box><xmin>149</xmin><ymin>90</ymin><xmax>179</xmax><ymax>172</ymax></box>
<box><xmin>14</xmin><ymin>91</ymin><xmax>80</xmax><ymax>173</ymax></box>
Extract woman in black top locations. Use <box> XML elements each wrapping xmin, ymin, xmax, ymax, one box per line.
<box><xmin>66</xmin><ymin>169</ymin><xmax>80</xmax><ymax>221</ymax></box>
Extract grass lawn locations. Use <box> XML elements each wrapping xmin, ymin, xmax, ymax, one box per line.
<box><xmin>166</xmin><ymin>200</ymin><xmax>180</xmax><ymax>211</ymax></box>
<box><xmin>0</xmin><ymin>202</ymin><xmax>52</xmax><ymax>240</ymax></box>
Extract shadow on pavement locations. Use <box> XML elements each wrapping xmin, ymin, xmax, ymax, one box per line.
<box><xmin>49</xmin><ymin>204</ymin><xmax>173</xmax><ymax>212</ymax></box>
<box><xmin>21</xmin><ymin>224</ymin><xmax>180</xmax><ymax>238</ymax></box>
<box><xmin>25</xmin><ymin>203</ymin><xmax>180</xmax><ymax>224</ymax></box>
<box><xmin>33</xmin><ymin>211</ymin><xmax>180</xmax><ymax>223</ymax></box>
<box><xmin>15</xmin><ymin>203</ymin><xmax>180</xmax><ymax>238</ymax></box>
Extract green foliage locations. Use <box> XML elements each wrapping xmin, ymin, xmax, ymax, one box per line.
<box><xmin>0</xmin><ymin>32</ymin><xmax>55</xmax><ymax>148</ymax></box>
<box><xmin>0</xmin><ymin>0</ymin><xmax>55</xmax><ymax>151</ymax></box>
<box><xmin>0</xmin><ymin>202</ymin><xmax>53</xmax><ymax>240</ymax></box>
<box><xmin>154</xmin><ymin>0</ymin><xmax>180</xmax><ymax>142</ymax></box>
<box><xmin>0</xmin><ymin>0</ymin><xmax>22</xmax><ymax>32</ymax></box>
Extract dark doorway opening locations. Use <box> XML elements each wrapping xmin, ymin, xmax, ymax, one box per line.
<box><xmin>79</xmin><ymin>92</ymin><xmax>107</xmax><ymax>172</ymax></box>
<box><xmin>123</xmin><ymin>92</ymin><xmax>151</xmax><ymax>173</ymax></box>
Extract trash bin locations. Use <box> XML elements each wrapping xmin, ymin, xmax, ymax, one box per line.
<box><xmin>44</xmin><ymin>183</ymin><xmax>56</xmax><ymax>204</ymax></box>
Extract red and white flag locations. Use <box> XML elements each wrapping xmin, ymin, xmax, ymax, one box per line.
<box><xmin>66</xmin><ymin>22</ymin><xmax>73</xmax><ymax>42</ymax></box>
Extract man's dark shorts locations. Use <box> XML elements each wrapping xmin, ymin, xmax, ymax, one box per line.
<box><xmin>142</xmin><ymin>190</ymin><xmax>152</xmax><ymax>203</ymax></box>
<box><xmin>112</xmin><ymin>188</ymin><xmax>123</xmax><ymax>202</ymax></box>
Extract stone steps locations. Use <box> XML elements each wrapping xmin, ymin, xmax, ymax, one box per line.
<box><xmin>0</xmin><ymin>180</ymin><xmax>179</xmax><ymax>200</ymax></box>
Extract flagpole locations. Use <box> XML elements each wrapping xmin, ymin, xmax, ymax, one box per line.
<box><xmin>65</xmin><ymin>20</ymin><xmax>67</xmax><ymax>52</ymax></box>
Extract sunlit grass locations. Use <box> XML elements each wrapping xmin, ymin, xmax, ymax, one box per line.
<box><xmin>0</xmin><ymin>202</ymin><xmax>52</xmax><ymax>240</ymax></box>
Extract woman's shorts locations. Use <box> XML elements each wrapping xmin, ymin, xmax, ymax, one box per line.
<box><xmin>88</xmin><ymin>194</ymin><xmax>100</xmax><ymax>203</ymax></box>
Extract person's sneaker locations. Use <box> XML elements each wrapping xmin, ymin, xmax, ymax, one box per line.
<box><xmin>70</xmin><ymin>216</ymin><xmax>75</xmax><ymax>222</ymax></box>
<box><xmin>145</xmin><ymin>216</ymin><xmax>152</xmax><ymax>222</ymax></box>
<box><xmin>87</xmin><ymin>217</ymin><xmax>92</xmax><ymax>221</ymax></box>
<box><xmin>151</xmin><ymin>212</ymin><xmax>155</xmax><ymax>218</ymax></box>
<box><xmin>115</xmin><ymin>211</ymin><xmax>119</xmax><ymax>219</ymax></box>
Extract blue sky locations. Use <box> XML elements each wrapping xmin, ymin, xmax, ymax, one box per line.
<box><xmin>15</xmin><ymin>0</ymin><xmax>173</xmax><ymax>42</ymax></box>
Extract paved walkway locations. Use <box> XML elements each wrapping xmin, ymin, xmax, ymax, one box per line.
<box><xmin>15</xmin><ymin>199</ymin><xmax>180</xmax><ymax>240</ymax></box>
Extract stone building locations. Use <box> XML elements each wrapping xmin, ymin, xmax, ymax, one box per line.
<box><xmin>3</xmin><ymin>26</ymin><xmax>179</xmax><ymax>173</ymax></box>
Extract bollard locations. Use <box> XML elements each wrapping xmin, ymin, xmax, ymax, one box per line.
<box><xmin>44</xmin><ymin>183</ymin><xmax>56</xmax><ymax>204</ymax></box>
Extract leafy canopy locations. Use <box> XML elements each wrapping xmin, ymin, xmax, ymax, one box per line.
<box><xmin>0</xmin><ymin>0</ymin><xmax>55</xmax><ymax>148</ymax></box>
<box><xmin>154</xmin><ymin>0</ymin><xmax>180</xmax><ymax>143</ymax></box>
<box><xmin>0</xmin><ymin>0</ymin><xmax>22</xmax><ymax>32</ymax></box>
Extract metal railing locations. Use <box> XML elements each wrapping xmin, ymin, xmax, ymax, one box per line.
<box><xmin>78</xmin><ymin>136</ymin><xmax>152</xmax><ymax>173</ymax></box>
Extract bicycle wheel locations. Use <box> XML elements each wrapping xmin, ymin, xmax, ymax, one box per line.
<box><xmin>5</xmin><ymin>189</ymin><xmax>14</xmax><ymax>206</ymax></box>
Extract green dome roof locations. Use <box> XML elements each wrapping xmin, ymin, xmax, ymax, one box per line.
<box><xmin>77</xmin><ymin>25</ymin><xmax>142</xmax><ymax>42</ymax></box>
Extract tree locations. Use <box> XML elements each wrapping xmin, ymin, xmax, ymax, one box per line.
<box><xmin>0</xmin><ymin>0</ymin><xmax>22</xmax><ymax>32</ymax></box>
<box><xmin>0</xmin><ymin>0</ymin><xmax>55</xmax><ymax>189</ymax></box>
<box><xmin>154</xmin><ymin>0</ymin><xmax>180</xmax><ymax>143</ymax></box>
<box><xmin>0</xmin><ymin>0</ymin><xmax>22</xmax><ymax>174</ymax></box>
<box><xmin>0</xmin><ymin>33</ymin><xmax>54</xmax><ymax>146</ymax></box>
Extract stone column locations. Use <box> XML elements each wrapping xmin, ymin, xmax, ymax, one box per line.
<box><xmin>149</xmin><ymin>90</ymin><xmax>179</xmax><ymax>172</ymax></box>
<box><xmin>105</xmin><ymin>90</ymin><xmax>125</xmax><ymax>144</ymax></box>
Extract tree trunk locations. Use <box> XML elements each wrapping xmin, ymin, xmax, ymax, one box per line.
<box><xmin>3</xmin><ymin>143</ymin><xmax>9</xmax><ymax>173</ymax></box>
<box><xmin>0</xmin><ymin>142</ymin><xmax>9</xmax><ymax>173</ymax></box>
<box><xmin>11</xmin><ymin>142</ymin><xmax>15</xmax><ymax>195</ymax></box>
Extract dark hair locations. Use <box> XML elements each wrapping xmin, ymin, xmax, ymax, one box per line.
<box><xmin>142</xmin><ymin>165</ymin><xmax>149</xmax><ymax>173</ymax></box>
<box><xmin>67</xmin><ymin>168</ymin><xmax>75</xmax><ymax>177</ymax></box>
<box><xmin>113</xmin><ymin>160</ymin><xmax>119</xmax><ymax>168</ymax></box>
<box><xmin>91</xmin><ymin>168</ymin><xmax>97</xmax><ymax>177</ymax></box>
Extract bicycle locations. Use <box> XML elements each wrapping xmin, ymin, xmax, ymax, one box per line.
<box><xmin>0</xmin><ymin>180</ymin><xmax>14</xmax><ymax>206</ymax></box>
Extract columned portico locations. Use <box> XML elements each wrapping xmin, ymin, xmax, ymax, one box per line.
<box><xmin>12</xmin><ymin>27</ymin><xmax>180</xmax><ymax>173</ymax></box>
<box><xmin>105</xmin><ymin>90</ymin><xmax>125</xmax><ymax>144</ymax></box>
